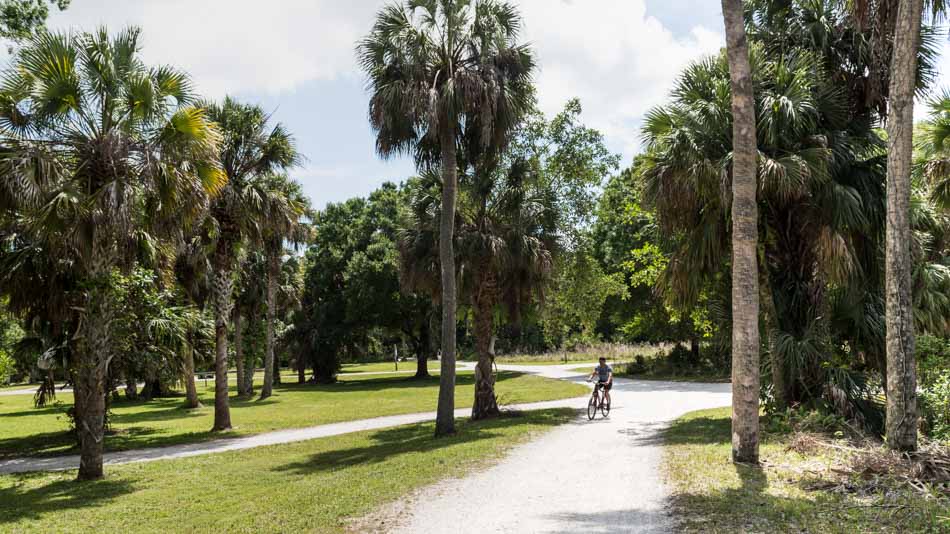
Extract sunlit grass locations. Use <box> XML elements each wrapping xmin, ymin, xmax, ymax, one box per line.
<box><xmin>664</xmin><ymin>408</ymin><xmax>947</xmax><ymax>532</ymax></box>
<box><xmin>0</xmin><ymin>371</ymin><xmax>587</xmax><ymax>458</ymax></box>
<box><xmin>0</xmin><ymin>409</ymin><xmax>575</xmax><ymax>533</ymax></box>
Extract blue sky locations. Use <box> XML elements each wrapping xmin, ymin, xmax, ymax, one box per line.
<box><xmin>39</xmin><ymin>1</ymin><xmax>950</xmax><ymax>209</ymax></box>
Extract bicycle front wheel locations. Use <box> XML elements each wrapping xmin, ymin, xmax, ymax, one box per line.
<box><xmin>601</xmin><ymin>396</ymin><xmax>611</xmax><ymax>417</ymax></box>
<box><xmin>587</xmin><ymin>395</ymin><xmax>597</xmax><ymax>420</ymax></box>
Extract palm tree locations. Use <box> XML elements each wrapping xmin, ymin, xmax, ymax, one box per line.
<box><xmin>400</xmin><ymin>161</ymin><xmax>553</xmax><ymax>419</ymax></box>
<box><xmin>202</xmin><ymin>98</ymin><xmax>299</xmax><ymax>431</ymax></box>
<box><xmin>259</xmin><ymin>175</ymin><xmax>311</xmax><ymax>399</ymax></box>
<box><xmin>0</xmin><ymin>28</ymin><xmax>223</xmax><ymax>479</ymax></box>
<box><xmin>882</xmin><ymin>0</ymin><xmax>924</xmax><ymax>452</ymax></box>
<box><xmin>721</xmin><ymin>0</ymin><xmax>761</xmax><ymax>464</ymax></box>
<box><xmin>358</xmin><ymin>0</ymin><xmax>534</xmax><ymax>436</ymax></box>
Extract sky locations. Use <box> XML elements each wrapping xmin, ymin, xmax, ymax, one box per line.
<box><xmin>37</xmin><ymin>1</ymin><xmax>950</xmax><ymax>209</ymax></box>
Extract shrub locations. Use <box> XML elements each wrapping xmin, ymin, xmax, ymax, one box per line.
<box><xmin>0</xmin><ymin>350</ymin><xmax>13</xmax><ymax>385</ymax></box>
<box><xmin>920</xmin><ymin>370</ymin><xmax>950</xmax><ymax>443</ymax></box>
<box><xmin>918</xmin><ymin>335</ymin><xmax>950</xmax><ymax>389</ymax></box>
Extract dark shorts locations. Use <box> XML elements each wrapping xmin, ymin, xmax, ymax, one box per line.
<box><xmin>596</xmin><ymin>381</ymin><xmax>612</xmax><ymax>392</ymax></box>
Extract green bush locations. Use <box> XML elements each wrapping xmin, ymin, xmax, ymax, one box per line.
<box><xmin>918</xmin><ymin>334</ymin><xmax>950</xmax><ymax>388</ymax></box>
<box><xmin>920</xmin><ymin>370</ymin><xmax>950</xmax><ymax>443</ymax></box>
<box><xmin>765</xmin><ymin>406</ymin><xmax>848</xmax><ymax>437</ymax></box>
<box><xmin>0</xmin><ymin>350</ymin><xmax>13</xmax><ymax>385</ymax></box>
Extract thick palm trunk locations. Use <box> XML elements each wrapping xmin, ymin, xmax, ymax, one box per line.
<box><xmin>182</xmin><ymin>344</ymin><xmax>201</xmax><ymax>409</ymax></box>
<box><xmin>76</xmin><ymin>272</ymin><xmax>114</xmax><ymax>481</ymax></box>
<box><xmin>722</xmin><ymin>0</ymin><xmax>761</xmax><ymax>464</ymax></box>
<box><xmin>435</xmin><ymin>123</ymin><xmax>459</xmax><ymax>437</ymax></box>
<box><xmin>261</xmin><ymin>254</ymin><xmax>278</xmax><ymax>399</ymax></box>
<box><xmin>234</xmin><ymin>308</ymin><xmax>246</xmax><ymax>397</ymax></box>
<box><xmin>884</xmin><ymin>0</ymin><xmax>922</xmax><ymax>452</ymax></box>
<box><xmin>211</xmin><ymin>245</ymin><xmax>233</xmax><ymax>432</ymax></box>
<box><xmin>297</xmin><ymin>354</ymin><xmax>306</xmax><ymax>384</ymax></box>
<box><xmin>472</xmin><ymin>265</ymin><xmax>500</xmax><ymax>419</ymax></box>
<box><xmin>415</xmin><ymin>317</ymin><xmax>431</xmax><ymax>379</ymax></box>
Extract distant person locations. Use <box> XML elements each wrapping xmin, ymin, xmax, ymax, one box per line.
<box><xmin>587</xmin><ymin>357</ymin><xmax>613</xmax><ymax>406</ymax></box>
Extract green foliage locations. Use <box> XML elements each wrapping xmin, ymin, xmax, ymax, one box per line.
<box><xmin>541</xmin><ymin>250</ymin><xmax>626</xmax><ymax>349</ymax></box>
<box><xmin>920</xmin><ymin>371</ymin><xmax>950</xmax><ymax>443</ymax></box>
<box><xmin>0</xmin><ymin>349</ymin><xmax>13</xmax><ymax>384</ymax></box>
<box><xmin>764</xmin><ymin>406</ymin><xmax>849</xmax><ymax>437</ymax></box>
<box><xmin>0</xmin><ymin>0</ymin><xmax>68</xmax><ymax>42</ymax></box>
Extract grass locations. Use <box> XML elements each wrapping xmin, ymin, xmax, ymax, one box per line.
<box><xmin>0</xmin><ymin>370</ymin><xmax>586</xmax><ymax>459</ymax></box>
<box><xmin>663</xmin><ymin>408</ymin><xmax>948</xmax><ymax>532</ymax></box>
<box><xmin>0</xmin><ymin>408</ymin><xmax>575</xmax><ymax>533</ymax></box>
<box><xmin>339</xmin><ymin>361</ymin><xmax>435</xmax><ymax>373</ymax></box>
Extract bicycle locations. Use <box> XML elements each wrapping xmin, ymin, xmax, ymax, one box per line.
<box><xmin>587</xmin><ymin>380</ymin><xmax>611</xmax><ymax>420</ymax></box>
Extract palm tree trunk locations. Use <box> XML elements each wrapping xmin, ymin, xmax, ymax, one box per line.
<box><xmin>211</xmin><ymin>244</ymin><xmax>233</xmax><ymax>432</ymax></box>
<box><xmin>297</xmin><ymin>353</ymin><xmax>306</xmax><ymax>384</ymax></box>
<box><xmin>435</xmin><ymin>122</ymin><xmax>459</xmax><ymax>437</ymax></box>
<box><xmin>722</xmin><ymin>0</ymin><xmax>761</xmax><ymax>464</ymax></box>
<box><xmin>76</xmin><ymin>273</ymin><xmax>114</xmax><ymax>481</ymax></box>
<box><xmin>233</xmin><ymin>308</ymin><xmax>246</xmax><ymax>397</ymax></box>
<box><xmin>472</xmin><ymin>264</ymin><xmax>500</xmax><ymax>420</ymax></box>
<box><xmin>884</xmin><ymin>0</ymin><xmax>922</xmax><ymax>452</ymax></box>
<box><xmin>415</xmin><ymin>316</ymin><xmax>431</xmax><ymax>379</ymax></box>
<box><xmin>243</xmin><ymin>310</ymin><xmax>255</xmax><ymax>396</ymax></box>
<box><xmin>182</xmin><ymin>343</ymin><xmax>201</xmax><ymax>409</ymax></box>
<box><xmin>261</xmin><ymin>254</ymin><xmax>278</xmax><ymax>399</ymax></box>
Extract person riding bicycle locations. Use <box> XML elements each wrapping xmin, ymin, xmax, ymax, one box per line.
<box><xmin>587</xmin><ymin>357</ymin><xmax>613</xmax><ymax>406</ymax></box>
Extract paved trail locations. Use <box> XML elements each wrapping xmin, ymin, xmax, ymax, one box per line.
<box><xmin>381</xmin><ymin>365</ymin><xmax>731</xmax><ymax>534</ymax></box>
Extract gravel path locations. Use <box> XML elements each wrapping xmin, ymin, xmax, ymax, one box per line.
<box><xmin>379</xmin><ymin>364</ymin><xmax>731</xmax><ymax>534</ymax></box>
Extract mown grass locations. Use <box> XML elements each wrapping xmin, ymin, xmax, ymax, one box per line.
<box><xmin>339</xmin><ymin>361</ymin><xmax>436</xmax><ymax>373</ymax></box>
<box><xmin>0</xmin><ymin>408</ymin><xmax>575</xmax><ymax>533</ymax></box>
<box><xmin>0</xmin><ymin>371</ymin><xmax>587</xmax><ymax>459</ymax></box>
<box><xmin>664</xmin><ymin>408</ymin><xmax>948</xmax><ymax>532</ymax></box>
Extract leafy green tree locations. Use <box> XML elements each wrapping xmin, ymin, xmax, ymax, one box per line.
<box><xmin>202</xmin><ymin>98</ymin><xmax>299</xmax><ymax>430</ymax></box>
<box><xmin>0</xmin><ymin>28</ymin><xmax>223</xmax><ymax>479</ymax></box>
<box><xmin>358</xmin><ymin>0</ymin><xmax>535</xmax><ymax>435</ymax></box>
<box><xmin>0</xmin><ymin>0</ymin><xmax>68</xmax><ymax>43</ymax></box>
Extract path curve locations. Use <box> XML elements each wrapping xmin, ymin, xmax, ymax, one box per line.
<box><xmin>377</xmin><ymin>364</ymin><xmax>731</xmax><ymax>534</ymax></box>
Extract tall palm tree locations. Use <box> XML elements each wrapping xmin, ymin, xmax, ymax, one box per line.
<box><xmin>259</xmin><ymin>174</ymin><xmax>311</xmax><ymax>399</ymax></box>
<box><xmin>358</xmin><ymin>0</ymin><xmax>534</xmax><ymax>436</ymax></box>
<box><xmin>883</xmin><ymin>0</ymin><xmax>924</xmax><ymax>452</ymax></box>
<box><xmin>202</xmin><ymin>98</ymin><xmax>299</xmax><ymax>431</ymax></box>
<box><xmin>721</xmin><ymin>0</ymin><xmax>761</xmax><ymax>464</ymax></box>
<box><xmin>0</xmin><ymin>27</ymin><xmax>223</xmax><ymax>479</ymax></box>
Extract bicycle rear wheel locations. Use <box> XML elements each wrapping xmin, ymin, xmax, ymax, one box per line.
<box><xmin>587</xmin><ymin>395</ymin><xmax>597</xmax><ymax>420</ymax></box>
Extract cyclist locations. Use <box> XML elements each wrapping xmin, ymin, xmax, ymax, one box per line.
<box><xmin>587</xmin><ymin>357</ymin><xmax>613</xmax><ymax>406</ymax></box>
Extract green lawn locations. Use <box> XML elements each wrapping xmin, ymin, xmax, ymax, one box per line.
<box><xmin>0</xmin><ymin>408</ymin><xmax>575</xmax><ymax>533</ymax></box>
<box><xmin>664</xmin><ymin>408</ymin><xmax>948</xmax><ymax>532</ymax></box>
<box><xmin>0</xmin><ymin>371</ymin><xmax>586</xmax><ymax>459</ymax></box>
<box><xmin>339</xmin><ymin>361</ymin><xmax>435</xmax><ymax>373</ymax></box>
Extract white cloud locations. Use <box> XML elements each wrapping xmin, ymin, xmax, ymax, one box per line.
<box><xmin>46</xmin><ymin>0</ymin><xmax>384</xmax><ymax>97</ymax></box>
<box><xmin>515</xmin><ymin>0</ymin><xmax>723</xmax><ymax>159</ymax></box>
<box><xmin>44</xmin><ymin>0</ymin><xmax>723</xmax><ymax>164</ymax></box>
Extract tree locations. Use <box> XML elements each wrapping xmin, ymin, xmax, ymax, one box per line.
<box><xmin>0</xmin><ymin>0</ymin><xmax>69</xmax><ymax>43</ymax></box>
<box><xmin>0</xmin><ymin>28</ymin><xmax>223</xmax><ymax>479</ymax></box>
<box><xmin>259</xmin><ymin>175</ymin><xmax>311</xmax><ymax>400</ymax></box>
<box><xmin>359</xmin><ymin>0</ymin><xmax>534</xmax><ymax>435</ymax></box>
<box><xmin>202</xmin><ymin>98</ymin><xmax>299</xmax><ymax>430</ymax></box>
<box><xmin>401</xmin><ymin>161</ymin><xmax>556</xmax><ymax>418</ymax></box>
<box><xmin>883</xmin><ymin>0</ymin><xmax>925</xmax><ymax>451</ymax></box>
<box><xmin>721</xmin><ymin>0</ymin><xmax>760</xmax><ymax>463</ymax></box>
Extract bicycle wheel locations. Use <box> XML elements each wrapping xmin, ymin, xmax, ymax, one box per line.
<box><xmin>587</xmin><ymin>395</ymin><xmax>597</xmax><ymax>420</ymax></box>
<box><xmin>601</xmin><ymin>395</ymin><xmax>611</xmax><ymax>417</ymax></box>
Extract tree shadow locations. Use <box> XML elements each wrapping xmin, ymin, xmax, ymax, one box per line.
<box><xmin>0</xmin><ymin>476</ymin><xmax>136</xmax><ymax>525</ymax></box>
<box><xmin>273</xmin><ymin>408</ymin><xmax>573</xmax><ymax>477</ymax></box>
<box><xmin>543</xmin><ymin>508</ymin><xmax>672</xmax><ymax>533</ymax></box>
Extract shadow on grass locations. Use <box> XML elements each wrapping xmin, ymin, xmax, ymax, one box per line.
<box><xmin>662</xmin><ymin>414</ymin><xmax>732</xmax><ymax>446</ymax></box>
<box><xmin>0</xmin><ymin>476</ymin><xmax>136</xmax><ymax>525</ymax></box>
<box><xmin>273</xmin><ymin>408</ymin><xmax>574</xmax><ymax>476</ymax></box>
<box><xmin>0</xmin><ymin>371</ymin><xmax>530</xmax><ymax>459</ymax></box>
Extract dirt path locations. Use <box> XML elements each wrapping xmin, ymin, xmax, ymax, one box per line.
<box><xmin>374</xmin><ymin>365</ymin><xmax>731</xmax><ymax>534</ymax></box>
